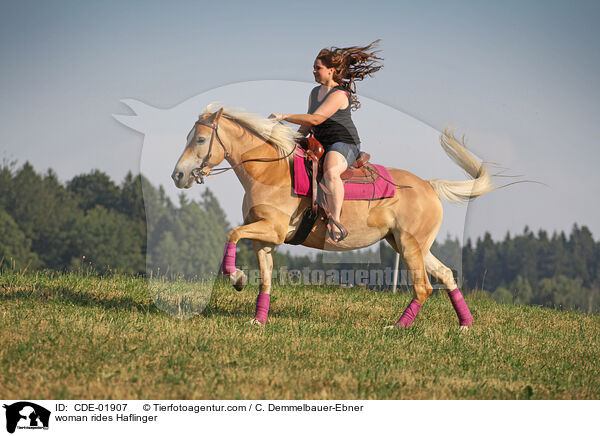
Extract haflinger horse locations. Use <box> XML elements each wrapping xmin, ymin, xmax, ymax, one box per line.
<box><xmin>172</xmin><ymin>105</ymin><xmax>494</xmax><ymax>329</ymax></box>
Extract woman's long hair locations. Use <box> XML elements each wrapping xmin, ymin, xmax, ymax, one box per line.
<box><xmin>316</xmin><ymin>40</ymin><xmax>383</xmax><ymax>110</ymax></box>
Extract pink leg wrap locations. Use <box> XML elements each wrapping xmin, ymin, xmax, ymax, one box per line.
<box><xmin>449</xmin><ymin>288</ymin><xmax>473</xmax><ymax>326</ymax></box>
<box><xmin>254</xmin><ymin>292</ymin><xmax>270</xmax><ymax>324</ymax></box>
<box><xmin>395</xmin><ymin>300</ymin><xmax>422</xmax><ymax>327</ymax></box>
<box><xmin>222</xmin><ymin>242</ymin><xmax>236</xmax><ymax>275</ymax></box>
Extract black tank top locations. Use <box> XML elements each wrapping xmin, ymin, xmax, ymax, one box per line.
<box><xmin>308</xmin><ymin>86</ymin><xmax>360</xmax><ymax>146</ymax></box>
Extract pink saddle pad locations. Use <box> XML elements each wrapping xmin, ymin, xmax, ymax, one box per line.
<box><xmin>293</xmin><ymin>147</ymin><xmax>396</xmax><ymax>200</ymax></box>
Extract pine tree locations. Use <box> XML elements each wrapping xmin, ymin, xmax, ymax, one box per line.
<box><xmin>568</xmin><ymin>224</ymin><xmax>595</xmax><ymax>287</ymax></box>
<box><xmin>119</xmin><ymin>171</ymin><xmax>146</xmax><ymax>222</ymax></box>
<box><xmin>0</xmin><ymin>207</ymin><xmax>39</xmax><ymax>270</ymax></box>
<box><xmin>512</xmin><ymin>227</ymin><xmax>539</xmax><ymax>286</ymax></box>
<box><xmin>461</xmin><ymin>238</ymin><xmax>475</xmax><ymax>289</ymax></box>
<box><xmin>73</xmin><ymin>206</ymin><xmax>145</xmax><ymax>274</ymax></box>
<box><xmin>473</xmin><ymin>232</ymin><xmax>501</xmax><ymax>291</ymax></box>
<box><xmin>67</xmin><ymin>169</ymin><xmax>121</xmax><ymax>212</ymax></box>
<box><xmin>150</xmin><ymin>195</ymin><xmax>228</xmax><ymax>279</ymax></box>
<box><xmin>7</xmin><ymin>163</ymin><xmax>83</xmax><ymax>269</ymax></box>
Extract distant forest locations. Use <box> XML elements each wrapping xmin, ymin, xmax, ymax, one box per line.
<box><xmin>1</xmin><ymin>161</ymin><xmax>598</xmax><ymax>313</ymax></box>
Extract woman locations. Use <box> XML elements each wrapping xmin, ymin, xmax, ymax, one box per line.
<box><xmin>269</xmin><ymin>40</ymin><xmax>383</xmax><ymax>242</ymax></box>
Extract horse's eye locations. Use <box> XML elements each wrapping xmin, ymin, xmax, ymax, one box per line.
<box><xmin>197</xmin><ymin>137</ymin><xmax>206</xmax><ymax>144</ymax></box>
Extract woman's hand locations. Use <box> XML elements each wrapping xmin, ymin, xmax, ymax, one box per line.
<box><xmin>268</xmin><ymin>113</ymin><xmax>285</xmax><ymax>121</ymax></box>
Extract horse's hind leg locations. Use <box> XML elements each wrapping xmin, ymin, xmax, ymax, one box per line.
<box><xmin>385</xmin><ymin>230</ymin><xmax>433</xmax><ymax>328</ymax></box>
<box><xmin>425</xmin><ymin>252</ymin><xmax>473</xmax><ymax>328</ymax></box>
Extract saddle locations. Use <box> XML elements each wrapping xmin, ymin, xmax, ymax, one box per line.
<box><xmin>297</xmin><ymin>136</ymin><xmax>380</xmax><ymax>215</ymax></box>
<box><xmin>288</xmin><ymin>137</ymin><xmax>398</xmax><ymax>245</ymax></box>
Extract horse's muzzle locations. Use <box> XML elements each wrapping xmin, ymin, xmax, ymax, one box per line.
<box><xmin>172</xmin><ymin>170</ymin><xmax>194</xmax><ymax>188</ymax></box>
<box><xmin>172</xmin><ymin>170</ymin><xmax>184</xmax><ymax>184</ymax></box>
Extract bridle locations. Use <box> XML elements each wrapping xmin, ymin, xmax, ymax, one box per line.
<box><xmin>191</xmin><ymin>115</ymin><xmax>231</xmax><ymax>184</ymax></box>
<box><xmin>190</xmin><ymin>113</ymin><xmax>295</xmax><ymax>184</ymax></box>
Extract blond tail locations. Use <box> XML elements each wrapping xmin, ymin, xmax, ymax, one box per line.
<box><xmin>428</xmin><ymin>128</ymin><xmax>494</xmax><ymax>204</ymax></box>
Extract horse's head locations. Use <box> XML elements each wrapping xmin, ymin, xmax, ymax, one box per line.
<box><xmin>172</xmin><ymin>108</ymin><xmax>228</xmax><ymax>188</ymax></box>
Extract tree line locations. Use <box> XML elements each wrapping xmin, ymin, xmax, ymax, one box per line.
<box><xmin>1</xmin><ymin>161</ymin><xmax>598</xmax><ymax>313</ymax></box>
<box><xmin>0</xmin><ymin>161</ymin><xmax>228</xmax><ymax>278</ymax></box>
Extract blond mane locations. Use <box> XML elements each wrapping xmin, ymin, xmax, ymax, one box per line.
<box><xmin>203</xmin><ymin>104</ymin><xmax>301</xmax><ymax>158</ymax></box>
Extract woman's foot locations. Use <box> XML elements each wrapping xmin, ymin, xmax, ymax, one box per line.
<box><xmin>327</xmin><ymin>215</ymin><xmax>348</xmax><ymax>242</ymax></box>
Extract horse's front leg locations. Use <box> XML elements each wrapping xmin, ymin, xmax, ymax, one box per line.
<box><xmin>248</xmin><ymin>241</ymin><xmax>275</xmax><ymax>326</ymax></box>
<box><xmin>220</xmin><ymin>218</ymin><xmax>286</xmax><ymax>324</ymax></box>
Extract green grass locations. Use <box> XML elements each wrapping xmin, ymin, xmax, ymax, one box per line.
<box><xmin>1</xmin><ymin>271</ymin><xmax>599</xmax><ymax>399</ymax></box>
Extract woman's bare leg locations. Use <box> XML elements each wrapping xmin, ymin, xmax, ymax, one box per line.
<box><xmin>322</xmin><ymin>151</ymin><xmax>348</xmax><ymax>240</ymax></box>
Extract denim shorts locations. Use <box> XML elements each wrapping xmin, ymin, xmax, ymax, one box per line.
<box><xmin>326</xmin><ymin>142</ymin><xmax>361</xmax><ymax>168</ymax></box>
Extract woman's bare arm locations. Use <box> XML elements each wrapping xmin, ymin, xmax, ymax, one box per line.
<box><xmin>270</xmin><ymin>90</ymin><xmax>347</xmax><ymax>126</ymax></box>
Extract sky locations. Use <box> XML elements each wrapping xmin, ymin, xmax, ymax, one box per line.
<box><xmin>1</xmin><ymin>0</ymin><xmax>600</xmax><ymax>252</ymax></box>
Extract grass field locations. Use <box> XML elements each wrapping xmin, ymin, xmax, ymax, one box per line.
<box><xmin>1</xmin><ymin>271</ymin><xmax>599</xmax><ymax>399</ymax></box>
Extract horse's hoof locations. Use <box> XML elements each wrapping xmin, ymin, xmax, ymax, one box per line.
<box><xmin>248</xmin><ymin>318</ymin><xmax>265</xmax><ymax>327</ymax></box>
<box><xmin>383</xmin><ymin>324</ymin><xmax>400</xmax><ymax>330</ymax></box>
<box><xmin>459</xmin><ymin>325</ymin><xmax>470</xmax><ymax>332</ymax></box>
<box><xmin>229</xmin><ymin>269</ymin><xmax>247</xmax><ymax>292</ymax></box>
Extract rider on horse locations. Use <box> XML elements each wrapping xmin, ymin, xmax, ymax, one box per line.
<box><xmin>269</xmin><ymin>40</ymin><xmax>383</xmax><ymax>242</ymax></box>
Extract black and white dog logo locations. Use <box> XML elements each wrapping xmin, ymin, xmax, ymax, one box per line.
<box><xmin>3</xmin><ymin>402</ymin><xmax>50</xmax><ymax>434</ymax></box>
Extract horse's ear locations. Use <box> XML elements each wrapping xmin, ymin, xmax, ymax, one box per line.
<box><xmin>213</xmin><ymin>107</ymin><xmax>224</xmax><ymax>121</ymax></box>
<box><xmin>204</xmin><ymin>107</ymin><xmax>224</xmax><ymax>124</ymax></box>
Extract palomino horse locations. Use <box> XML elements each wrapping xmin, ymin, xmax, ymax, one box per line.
<box><xmin>172</xmin><ymin>106</ymin><xmax>494</xmax><ymax>329</ymax></box>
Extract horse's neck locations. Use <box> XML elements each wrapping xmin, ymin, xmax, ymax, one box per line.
<box><xmin>225</xmin><ymin>125</ymin><xmax>291</xmax><ymax>192</ymax></box>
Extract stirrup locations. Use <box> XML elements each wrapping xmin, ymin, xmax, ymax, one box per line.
<box><xmin>327</xmin><ymin>215</ymin><xmax>349</xmax><ymax>242</ymax></box>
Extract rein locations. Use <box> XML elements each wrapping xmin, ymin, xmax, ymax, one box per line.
<box><xmin>192</xmin><ymin>115</ymin><xmax>294</xmax><ymax>184</ymax></box>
